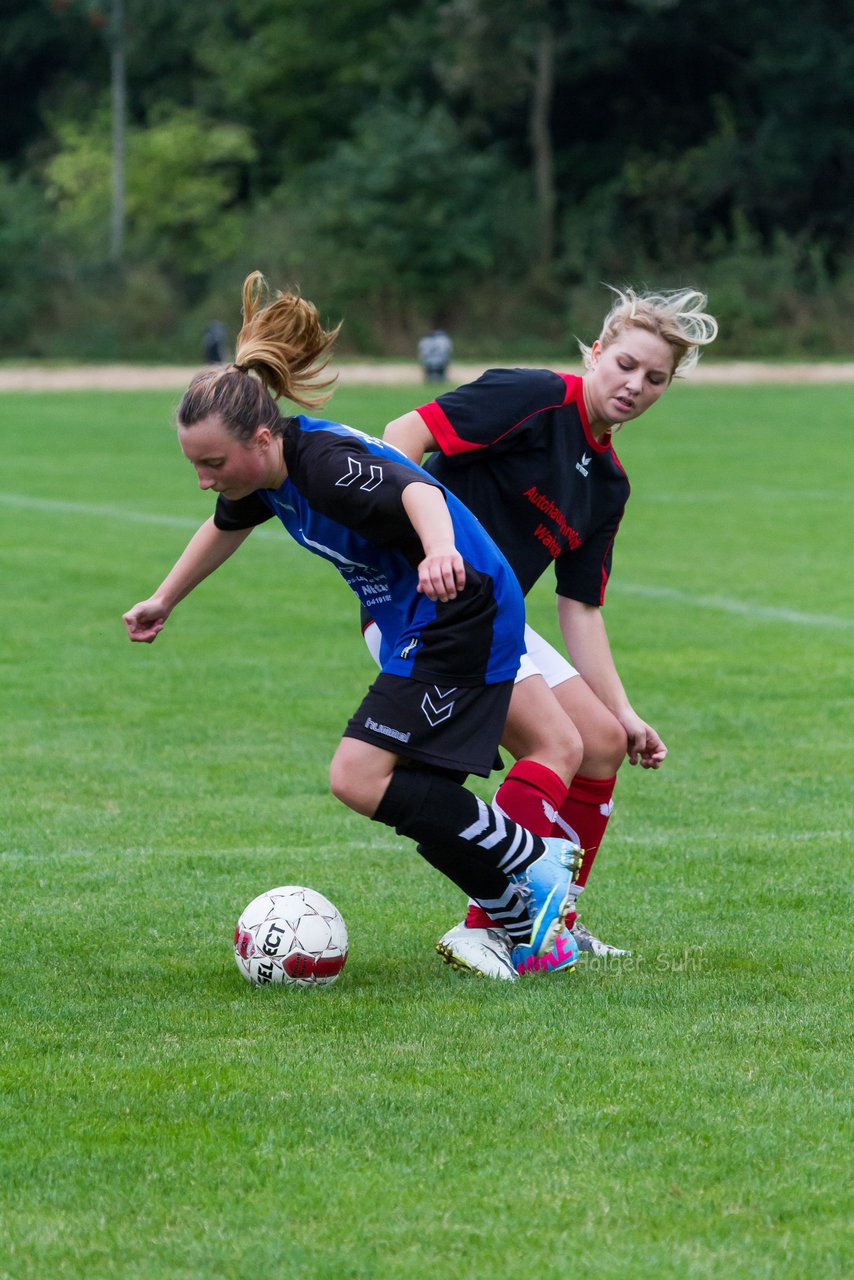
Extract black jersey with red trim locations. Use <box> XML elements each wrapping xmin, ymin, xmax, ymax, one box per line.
<box><xmin>418</xmin><ymin>368</ymin><xmax>629</xmax><ymax>605</ymax></box>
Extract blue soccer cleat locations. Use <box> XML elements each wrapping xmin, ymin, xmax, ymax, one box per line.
<box><xmin>509</xmin><ymin>836</ymin><xmax>583</xmax><ymax>956</ymax></box>
<box><xmin>511</xmin><ymin>925</ymin><xmax>579</xmax><ymax>976</ymax></box>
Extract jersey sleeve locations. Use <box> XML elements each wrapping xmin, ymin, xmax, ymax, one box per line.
<box><xmin>554</xmin><ymin>507</ymin><xmax>624</xmax><ymax>606</ymax></box>
<box><xmin>213</xmin><ymin>490</ymin><xmax>275</xmax><ymax>531</ymax></box>
<box><xmin>418</xmin><ymin>368</ymin><xmax>573</xmax><ymax>456</ymax></box>
<box><xmin>291</xmin><ymin>429</ymin><xmax>443</xmax><ymax>554</ymax></box>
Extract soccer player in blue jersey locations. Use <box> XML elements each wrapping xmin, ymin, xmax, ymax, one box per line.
<box><xmin>367</xmin><ymin>287</ymin><xmax>718</xmax><ymax>976</ymax></box>
<box><xmin>123</xmin><ymin>272</ymin><xmax>581</xmax><ymax>976</ymax></box>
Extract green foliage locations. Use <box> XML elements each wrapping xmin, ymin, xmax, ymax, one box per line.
<box><xmin>125</xmin><ymin>109</ymin><xmax>255</xmax><ymax>277</ymax></box>
<box><xmin>1</xmin><ymin>383</ymin><xmax>852</xmax><ymax>1277</ymax></box>
<box><xmin>694</xmin><ymin>222</ymin><xmax>847</xmax><ymax>357</ymax></box>
<box><xmin>1</xmin><ymin>0</ymin><xmax>852</xmax><ymax>354</ymax></box>
<box><xmin>0</xmin><ymin>0</ymin><xmax>104</xmax><ymax>162</ymax></box>
<box><xmin>44</xmin><ymin>105</ymin><xmax>255</xmax><ymax>276</ymax></box>
<box><xmin>43</xmin><ymin>109</ymin><xmax>113</xmax><ymax>258</ymax></box>
<box><xmin>40</xmin><ymin>264</ymin><xmax>184</xmax><ymax>360</ymax></box>
<box><xmin>0</xmin><ymin>165</ymin><xmax>55</xmax><ymax>344</ymax></box>
<box><xmin>253</xmin><ymin>99</ymin><xmax>532</xmax><ymax>343</ymax></box>
<box><xmin>188</xmin><ymin>0</ymin><xmax>435</xmax><ymax>187</ymax></box>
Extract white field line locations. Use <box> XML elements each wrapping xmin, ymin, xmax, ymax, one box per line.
<box><xmin>2</xmin><ymin>490</ymin><xmax>851</xmax><ymax>631</ymax></box>
<box><xmin>610</xmin><ymin>581</ymin><xmax>853</xmax><ymax>630</ymax></box>
<box><xmin>1</xmin><ymin>492</ymin><xmax>201</xmax><ymax>529</ymax></box>
<box><xmin>0</xmin><ymin>491</ymin><xmax>277</xmax><ymax>539</ymax></box>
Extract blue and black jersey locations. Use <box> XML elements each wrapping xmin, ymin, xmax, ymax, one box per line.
<box><xmin>418</xmin><ymin>370</ymin><xmax>630</xmax><ymax>606</ymax></box>
<box><xmin>213</xmin><ymin>416</ymin><xmax>524</xmax><ymax>686</ymax></box>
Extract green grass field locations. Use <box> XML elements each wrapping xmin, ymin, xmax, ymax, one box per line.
<box><xmin>1</xmin><ymin>381</ymin><xmax>851</xmax><ymax>1279</ymax></box>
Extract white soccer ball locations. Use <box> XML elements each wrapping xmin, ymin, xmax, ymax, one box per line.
<box><xmin>234</xmin><ymin>885</ymin><xmax>348</xmax><ymax>988</ymax></box>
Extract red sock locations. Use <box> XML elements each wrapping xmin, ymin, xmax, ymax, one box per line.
<box><xmin>551</xmin><ymin>774</ymin><xmax>616</xmax><ymax>925</ymax></box>
<box><xmin>465</xmin><ymin>761</ymin><xmax>568</xmax><ymax>930</ymax></box>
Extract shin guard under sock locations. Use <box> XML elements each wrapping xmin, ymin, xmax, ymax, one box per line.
<box><xmin>466</xmin><ymin>760</ymin><xmax>568</xmax><ymax>931</ymax></box>
<box><xmin>373</xmin><ymin>767</ymin><xmax>547</xmax><ymax>938</ymax></box>
<box><xmin>553</xmin><ymin>774</ymin><xmax>616</xmax><ymax>887</ymax></box>
<box><xmin>495</xmin><ymin>759</ymin><xmax>568</xmax><ymax>836</ymax></box>
<box><xmin>552</xmin><ymin>773</ymin><xmax>616</xmax><ymax>928</ymax></box>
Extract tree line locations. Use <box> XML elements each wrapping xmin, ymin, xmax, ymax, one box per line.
<box><xmin>1</xmin><ymin>0</ymin><xmax>852</xmax><ymax>359</ymax></box>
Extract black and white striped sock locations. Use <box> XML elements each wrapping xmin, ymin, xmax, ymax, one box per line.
<box><xmin>373</xmin><ymin>767</ymin><xmax>549</xmax><ymax>940</ymax></box>
<box><xmin>374</xmin><ymin>767</ymin><xmax>548</xmax><ymax>874</ymax></box>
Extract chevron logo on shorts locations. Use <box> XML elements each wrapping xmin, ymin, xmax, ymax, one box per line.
<box><xmin>421</xmin><ymin>686</ymin><xmax>457</xmax><ymax>726</ymax></box>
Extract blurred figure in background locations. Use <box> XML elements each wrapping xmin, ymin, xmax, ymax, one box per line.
<box><xmin>417</xmin><ymin>327</ymin><xmax>453</xmax><ymax>383</ymax></box>
<box><xmin>203</xmin><ymin>320</ymin><xmax>228</xmax><ymax>364</ymax></box>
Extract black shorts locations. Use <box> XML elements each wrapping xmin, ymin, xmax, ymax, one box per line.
<box><xmin>343</xmin><ymin>673</ymin><xmax>512</xmax><ymax>778</ymax></box>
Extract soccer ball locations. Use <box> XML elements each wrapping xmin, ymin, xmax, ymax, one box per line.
<box><xmin>234</xmin><ymin>885</ymin><xmax>348</xmax><ymax>989</ymax></box>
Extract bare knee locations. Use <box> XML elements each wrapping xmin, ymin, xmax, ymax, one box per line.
<box><xmin>328</xmin><ymin>754</ymin><xmax>355</xmax><ymax>808</ymax></box>
<box><xmin>502</xmin><ymin>712</ymin><xmax>583</xmax><ymax>784</ymax></box>
<box><xmin>582</xmin><ymin>711</ymin><xmax>628</xmax><ymax>776</ymax></box>
<box><xmin>329</xmin><ymin>741</ymin><xmax>392</xmax><ymax>817</ymax></box>
<box><xmin>328</xmin><ymin>755</ymin><xmax>371</xmax><ymax>814</ymax></box>
<box><xmin>606</xmin><ymin>715</ymin><xmax>629</xmax><ymax>769</ymax></box>
<box><xmin>553</xmin><ymin>677</ymin><xmax>629</xmax><ymax>777</ymax></box>
<box><xmin>552</xmin><ymin>720</ymin><xmax>584</xmax><ymax>781</ymax></box>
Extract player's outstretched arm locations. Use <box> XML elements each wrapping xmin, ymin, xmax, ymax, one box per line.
<box><xmin>384</xmin><ymin>411</ymin><xmax>438</xmax><ymax>464</ymax></box>
<box><xmin>557</xmin><ymin>595</ymin><xmax>668</xmax><ymax>769</ymax></box>
<box><xmin>400</xmin><ymin>482</ymin><xmax>466</xmax><ymax>602</ymax></box>
<box><xmin>123</xmin><ymin>517</ymin><xmax>254</xmax><ymax>643</ymax></box>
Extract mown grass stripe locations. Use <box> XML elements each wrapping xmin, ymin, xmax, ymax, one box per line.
<box><xmin>3</xmin><ymin>490</ymin><xmax>849</xmax><ymax>629</ymax></box>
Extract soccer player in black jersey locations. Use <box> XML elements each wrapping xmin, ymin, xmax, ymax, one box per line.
<box><xmin>368</xmin><ymin>287</ymin><xmax>718</xmax><ymax>977</ymax></box>
<box><xmin>123</xmin><ymin>273</ymin><xmax>583</xmax><ymax>977</ymax></box>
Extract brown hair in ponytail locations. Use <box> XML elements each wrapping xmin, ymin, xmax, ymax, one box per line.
<box><xmin>177</xmin><ymin>272</ymin><xmax>342</xmax><ymax>442</ymax></box>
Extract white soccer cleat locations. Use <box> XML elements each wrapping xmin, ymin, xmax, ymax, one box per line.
<box><xmin>436</xmin><ymin>923</ymin><xmax>518</xmax><ymax>980</ymax></box>
<box><xmin>571</xmin><ymin>920</ymin><xmax>632</xmax><ymax>957</ymax></box>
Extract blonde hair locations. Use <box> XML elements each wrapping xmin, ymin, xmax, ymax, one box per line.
<box><xmin>578</xmin><ymin>286</ymin><xmax>718</xmax><ymax>378</ymax></box>
<box><xmin>177</xmin><ymin>272</ymin><xmax>342</xmax><ymax>441</ymax></box>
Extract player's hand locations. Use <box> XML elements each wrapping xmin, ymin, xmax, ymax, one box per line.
<box><xmin>416</xmin><ymin>549</ymin><xmax>466</xmax><ymax>602</ymax></box>
<box><xmin>621</xmin><ymin>712</ymin><xmax>668</xmax><ymax>769</ymax></box>
<box><xmin>123</xmin><ymin>597</ymin><xmax>170</xmax><ymax>643</ymax></box>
